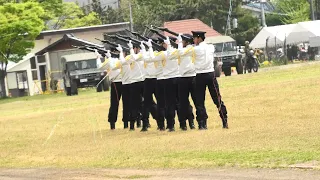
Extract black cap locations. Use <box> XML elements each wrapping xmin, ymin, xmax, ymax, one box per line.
<box><xmin>182</xmin><ymin>34</ymin><xmax>193</xmax><ymax>43</ymax></box>
<box><xmin>157</xmin><ymin>37</ymin><xmax>164</xmax><ymax>44</ymax></box>
<box><xmin>169</xmin><ymin>36</ymin><xmax>177</xmax><ymax>42</ymax></box>
<box><xmin>131</xmin><ymin>41</ymin><xmax>140</xmax><ymax>48</ymax></box>
<box><xmin>192</xmin><ymin>31</ymin><xmax>206</xmax><ymax>39</ymax></box>
<box><xmin>110</xmin><ymin>47</ymin><xmax>118</xmax><ymax>52</ymax></box>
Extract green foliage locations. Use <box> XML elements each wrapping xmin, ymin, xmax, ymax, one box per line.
<box><xmin>49</xmin><ymin>2</ymin><xmax>101</xmax><ymax>29</ymax></box>
<box><xmin>231</xmin><ymin>7</ymin><xmax>260</xmax><ymax>45</ymax></box>
<box><xmin>274</xmin><ymin>0</ymin><xmax>310</xmax><ymax>24</ymax></box>
<box><xmin>265</xmin><ymin>14</ymin><xmax>284</xmax><ymax>26</ymax></box>
<box><xmin>0</xmin><ymin>2</ymin><xmax>44</xmax><ymax>63</ymax></box>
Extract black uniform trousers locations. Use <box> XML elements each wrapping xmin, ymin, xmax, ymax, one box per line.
<box><xmin>156</xmin><ymin>79</ymin><xmax>166</xmax><ymax>129</ymax></box>
<box><xmin>164</xmin><ymin>77</ymin><xmax>179</xmax><ymax>129</ymax></box>
<box><xmin>121</xmin><ymin>84</ymin><xmax>131</xmax><ymax>123</ymax></box>
<box><xmin>142</xmin><ymin>78</ymin><xmax>158</xmax><ymax>125</ymax></box>
<box><xmin>108</xmin><ymin>82</ymin><xmax>122</xmax><ymax>123</ymax></box>
<box><xmin>178</xmin><ymin>76</ymin><xmax>196</xmax><ymax>124</ymax></box>
<box><xmin>129</xmin><ymin>81</ymin><xmax>144</xmax><ymax>124</ymax></box>
<box><xmin>195</xmin><ymin>72</ymin><xmax>228</xmax><ymax>126</ymax></box>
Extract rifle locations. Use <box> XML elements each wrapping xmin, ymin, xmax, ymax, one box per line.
<box><xmin>152</xmin><ymin>26</ymin><xmax>178</xmax><ymax>37</ymax></box>
<box><xmin>95</xmin><ymin>38</ymin><xmax>130</xmax><ymax>52</ymax></box>
<box><xmin>145</xmin><ymin>26</ymin><xmax>178</xmax><ymax>48</ymax></box>
<box><xmin>125</xmin><ymin>29</ymin><xmax>164</xmax><ymax>51</ymax></box>
<box><xmin>72</xmin><ymin>45</ymin><xmax>118</xmax><ymax>57</ymax></box>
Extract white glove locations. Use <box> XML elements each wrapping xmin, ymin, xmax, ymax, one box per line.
<box><xmin>106</xmin><ymin>50</ymin><xmax>111</xmax><ymax>58</ymax></box>
<box><xmin>140</xmin><ymin>41</ymin><xmax>146</xmax><ymax>50</ymax></box>
<box><xmin>146</xmin><ymin>39</ymin><xmax>152</xmax><ymax>47</ymax></box>
<box><xmin>164</xmin><ymin>36</ymin><xmax>171</xmax><ymax>45</ymax></box>
<box><xmin>128</xmin><ymin>40</ymin><xmax>133</xmax><ymax>49</ymax></box>
<box><xmin>116</xmin><ymin>44</ymin><xmax>123</xmax><ymax>52</ymax></box>
<box><xmin>177</xmin><ymin>33</ymin><xmax>183</xmax><ymax>43</ymax></box>
<box><xmin>94</xmin><ymin>49</ymin><xmax>101</xmax><ymax>59</ymax></box>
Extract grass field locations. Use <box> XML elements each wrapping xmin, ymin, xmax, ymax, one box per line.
<box><xmin>1</xmin><ymin>63</ymin><xmax>320</xmax><ymax>169</ymax></box>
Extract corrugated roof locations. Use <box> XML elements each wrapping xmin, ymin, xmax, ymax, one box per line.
<box><xmin>163</xmin><ymin>19</ymin><xmax>221</xmax><ymax>38</ymax></box>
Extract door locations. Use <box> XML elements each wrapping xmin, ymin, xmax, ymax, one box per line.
<box><xmin>39</xmin><ymin>65</ymin><xmax>47</xmax><ymax>92</ymax></box>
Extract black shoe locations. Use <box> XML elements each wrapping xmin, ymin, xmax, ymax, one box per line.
<box><xmin>204</xmin><ymin>119</ymin><xmax>208</xmax><ymax>129</ymax></box>
<box><xmin>159</xmin><ymin>127</ymin><xmax>165</xmax><ymax>131</ymax></box>
<box><xmin>129</xmin><ymin>121</ymin><xmax>135</xmax><ymax>131</ymax></box>
<box><xmin>110</xmin><ymin>122</ymin><xmax>115</xmax><ymax>130</ymax></box>
<box><xmin>223</xmin><ymin>121</ymin><xmax>229</xmax><ymax>129</ymax></box>
<box><xmin>168</xmin><ymin>128</ymin><xmax>175</xmax><ymax>132</ymax></box>
<box><xmin>141</xmin><ymin>127</ymin><xmax>148</xmax><ymax>132</ymax></box>
<box><xmin>198</xmin><ymin>121</ymin><xmax>206</xmax><ymax>130</ymax></box>
<box><xmin>188</xmin><ymin>119</ymin><xmax>196</xmax><ymax>129</ymax></box>
<box><xmin>137</xmin><ymin>120</ymin><xmax>141</xmax><ymax>128</ymax></box>
<box><xmin>124</xmin><ymin>121</ymin><xmax>128</xmax><ymax>129</ymax></box>
<box><xmin>181</xmin><ymin>126</ymin><xmax>187</xmax><ymax>131</ymax></box>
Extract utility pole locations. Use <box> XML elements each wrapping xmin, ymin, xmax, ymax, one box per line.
<box><xmin>261</xmin><ymin>0</ymin><xmax>267</xmax><ymax>27</ymax></box>
<box><xmin>310</xmin><ymin>0</ymin><xmax>316</xmax><ymax>20</ymax></box>
<box><xmin>129</xmin><ymin>0</ymin><xmax>133</xmax><ymax>31</ymax></box>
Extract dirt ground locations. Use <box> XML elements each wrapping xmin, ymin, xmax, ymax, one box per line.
<box><xmin>1</xmin><ymin>168</ymin><xmax>320</xmax><ymax>180</ymax></box>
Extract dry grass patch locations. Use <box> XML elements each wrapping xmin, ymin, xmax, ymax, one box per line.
<box><xmin>0</xmin><ymin>64</ymin><xmax>320</xmax><ymax>169</ymax></box>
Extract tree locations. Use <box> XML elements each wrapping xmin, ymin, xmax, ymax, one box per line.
<box><xmin>48</xmin><ymin>2</ymin><xmax>101</xmax><ymax>29</ymax></box>
<box><xmin>266</xmin><ymin>14</ymin><xmax>284</xmax><ymax>26</ymax></box>
<box><xmin>0</xmin><ymin>2</ymin><xmax>44</xmax><ymax>98</ymax></box>
<box><xmin>232</xmin><ymin>7</ymin><xmax>260</xmax><ymax>45</ymax></box>
<box><xmin>274</xmin><ymin>0</ymin><xmax>310</xmax><ymax>24</ymax></box>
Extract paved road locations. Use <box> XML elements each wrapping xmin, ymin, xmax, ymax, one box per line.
<box><xmin>1</xmin><ymin>168</ymin><xmax>320</xmax><ymax>180</ymax></box>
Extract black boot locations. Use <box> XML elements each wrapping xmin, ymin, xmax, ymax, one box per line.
<box><xmin>188</xmin><ymin>119</ymin><xmax>195</xmax><ymax>129</ymax></box>
<box><xmin>110</xmin><ymin>122</ymin><xmax>115</xmax><ymax>130</ymax></box>
<box><xmin>141</xmin><ymin>121</ymin><xmax>148</xmax><ymax>132</ymax></box>
<box><xmin>180</xmin><ymin>121</ymin><xmax>187</xmax><ymax>131</ymax></box>
<box><xmin>158</xmin><ymin>121</ymin><xmax>165</xmax><ymax>131</ymax></box>
<box><xmin>124</xmin><ymin>121</ymin><xmax>128</xmax><ymax>129</ymax></box>
<box><xmin>129</xmin><ymin>121</ymin><xmax>135</xmax><ymax>131</ymax></box>
<box><xmin>223</xmin><ymin>119</ymin><xmax>229</xmax><ymax>129</ymax></box>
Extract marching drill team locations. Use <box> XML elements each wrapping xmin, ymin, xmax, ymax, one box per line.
<box><xmin>97</xmin><ymin>30</ymin><xmax>228</xmax><ymax>132</ymax></box>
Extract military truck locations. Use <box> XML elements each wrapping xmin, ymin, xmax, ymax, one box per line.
<box><xmin>205</xmin><ymin>36</ymin><xmax>244</xmax><ymax>77</ymax></box>
<box><xmin>61</xmin><ymin>52</ymin><xmax>110</xmax><ymax>96</ymax></box>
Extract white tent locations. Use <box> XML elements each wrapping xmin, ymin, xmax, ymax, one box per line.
<box><xmin>250</xmin><ymin>24</ymin><xmax>296</xmax><ymax>48</ymax></box>
<box><xmin>286</xmin><ymin>20</ymin><xmax>320</xmax><ymax>44</ymax></box>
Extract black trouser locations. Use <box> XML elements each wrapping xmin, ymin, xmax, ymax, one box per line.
<box><xmin>195</xmin><ymin>72</ymin><xmax>228</xmax><ymax>125</ymax></box>
<box><xmin>122</xmin><ymin>84</ymin><xmax>131</xmax><ymax>123</ymax></box>
<box><xmin>142</xmin><ymin>78</ymin><xmax>158</xmax><ymax>125</ymax></box>
<box><xmin>164</xmin><ymin>77</ymin><xmax>179</xmax><ymax>129</ymax></box>
<box><xmin>129</xmin><ymin>82</ymin><xmax>144</xmax><ymax>124</ymax></box>
<box><xmin>108</xmin><ymin>82</ymin><xmax>122</xmax><ymax>123</ymax></box>
<box><xmin>156</xmin><ymin>79</ymin><xmax>166</xmax><ymax>129</ymax></box>
<box><xmin>178</xmin><ymin>76</ymin><xmax>196</xmax><ymax>124</ymax></box>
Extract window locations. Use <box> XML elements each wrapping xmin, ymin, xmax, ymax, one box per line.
<box><xmin>37</xmin><ymin>55</ymin><xmax>46</xmax><ymax>63</ymax></box>
<box><xmin>30</xmin><ymin>57</ymin><xmax>36</xmax><ymax>69</ymax></box>
<box><xmin>32</xmin><ymin>70</ymin><xmax>38</xmax><ymax>80</ymax></box>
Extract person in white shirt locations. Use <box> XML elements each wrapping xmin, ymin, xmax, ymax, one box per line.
<box><xmin>102</xmin><ymin>46</ymin><xmax>132</xmax><ymax>130</ymax></box>
<box><xmin>175</xmin><ymin>33</ymin><xmax>197</xmax><ymax>130</ymax></box>
<box><xmin>190</xmin><ymin>31</ymin><xmax>228</xmax><ymax>129</ymax></box>
<box><xmin>146</xmin><ymin>37</ymin><xmax>181</xmax><ymax>132</ymax></box>
<box><xmin>123</xmin><ymin>41</ymin><xmax>146</xmax><ymax>131</ymax></box>
<box><xmin>96</xmin><ymin>47</ymin><xmax>124</xmax><ymax>130</ymax></box>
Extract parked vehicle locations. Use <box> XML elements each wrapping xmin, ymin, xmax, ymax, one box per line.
<box><xmin>61</xmin><ymin>53</ymin><xmax>110</xmax><ymax>96</ymax></box>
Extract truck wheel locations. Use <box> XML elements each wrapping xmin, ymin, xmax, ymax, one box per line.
<box><xmin>214</xmin><ymin>65</ymin><xmax>221</xmax><ymax>77</ymax></box>
<box><xmin>236</xmin><ymin>59</ymin><xmax>244</xmax><ymax>74</ymax></box>
<box><xmin>71</xmin><ymin>80</ymin><xmax>78</xmax><ymax>95</ymax></box>
<box><xmin>102</xmin><ymin>78</ymin><xmax>110</xmax><ymax>91</ymax></box>
<box><xmin>97</xmin><ymin>83</ymin><xmax>103</xmax><ymax>92</ymax></box>
<box><xmin>223</xmin><ymin>67</ymin><xmax>232</xmax><ymax>76</ymax></box>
